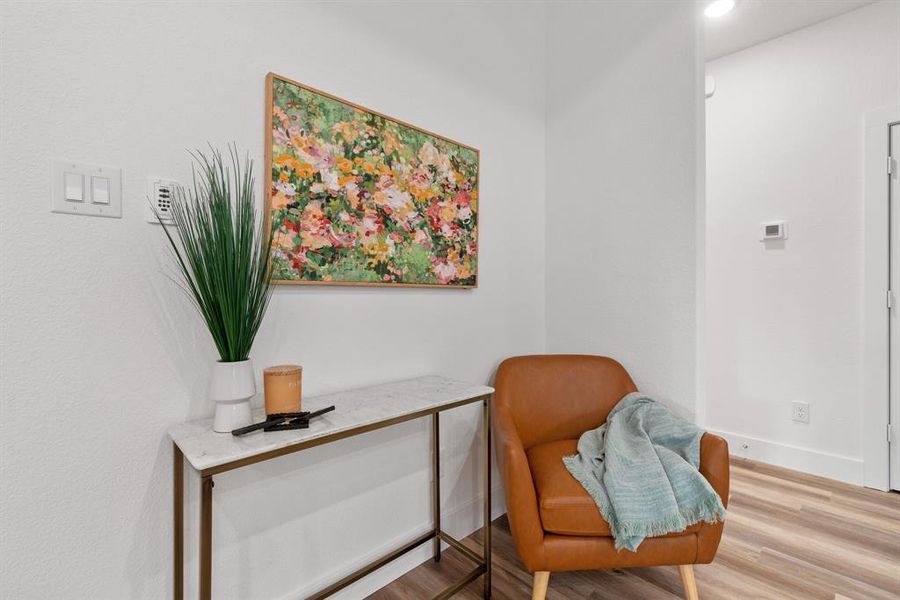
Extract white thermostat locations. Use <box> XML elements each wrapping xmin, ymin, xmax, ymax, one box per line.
<box><xmin>760</xmin><ymin>221</ymin><xmax>788</xmax><ymax>241</ymax></box>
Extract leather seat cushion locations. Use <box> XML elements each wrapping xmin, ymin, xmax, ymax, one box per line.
<box><xmin>526</xmin><ymin>439</ymin><xmax>701</xmax><ymax>538</ymax></box>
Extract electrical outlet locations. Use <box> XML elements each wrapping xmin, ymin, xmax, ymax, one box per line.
<box><xmin>792</xmin><ymin>401</ymin><xmax>810</xmax><ymax>424</ymax></box>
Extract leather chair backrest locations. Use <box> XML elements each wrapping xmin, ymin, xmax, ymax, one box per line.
<box><xmin>494</xmin><ymin>355</ymin><xmax>637</xmax><ymax>450</ymax></box>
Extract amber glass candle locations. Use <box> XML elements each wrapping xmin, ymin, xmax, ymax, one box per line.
<box><xmin>263</xmin><ymin>365</ymin><xmax>303</xmax><ymax>415</ymax></box>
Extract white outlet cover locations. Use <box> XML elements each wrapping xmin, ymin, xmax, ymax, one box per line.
<box><xmin>791</xmin><ymin>401</ymin><xmax>810</xmax><ymax>424</ymax></box>
<box><xmin>51</xmin><ymin>159</ymin><xmax>122</xmax><ymax>218</ymax></box>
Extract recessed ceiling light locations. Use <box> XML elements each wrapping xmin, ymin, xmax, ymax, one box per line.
<box><xmin>704</xmin><ymin>0</ymin><xmax>735</xmax><ymax>18</ymax></box>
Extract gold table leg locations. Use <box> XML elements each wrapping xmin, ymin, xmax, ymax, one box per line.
<box><xmin>200</xmin><ymin>475</ymin><xmax>214</xmax><ymax>600</ymax></box>
<box><xmin>173</xmin><ymin>443</ymin><xmax>183</xmax><ymax>600</ymax></box>
<box><xmin>433</xmin><ymin>412</ymin><xmax>441</xmax><ymax>563</ymax></box>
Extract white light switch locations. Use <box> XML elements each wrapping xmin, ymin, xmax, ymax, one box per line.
<box><xmin>91</xmin><ymin>176</ymin><xmax>110</xmax><ymax>204</ymax></box>
<box><xmin>52</xmin><ymin>160</ymin><xmax>122</xmax><ymax>218</ymax></box>
<box><xmin>65</xmin><ymin>173</ymin><xmax>84</xmax><ymax>202</ymax></box>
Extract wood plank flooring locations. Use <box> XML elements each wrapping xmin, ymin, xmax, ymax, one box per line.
<box><xmin>368</xmin><ymin>458</ymin><xmax>900</xmax><ymax>599</ymax></box>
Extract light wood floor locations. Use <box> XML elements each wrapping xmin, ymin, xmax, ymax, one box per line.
<box><xmin>368</xmin><ymin>458</ymin><xmax>900</xmax><ymax>599</ymax></box>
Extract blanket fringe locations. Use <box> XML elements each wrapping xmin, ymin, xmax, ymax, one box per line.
<box><xmin>613</xmin><ymin>494</ymin><xmax>726</xmax><ymax>543</ymax></box>
<box><xmin>563</xmin><ymin>454</ymin><xmax>726</xmax><ymax>552</ymax></box>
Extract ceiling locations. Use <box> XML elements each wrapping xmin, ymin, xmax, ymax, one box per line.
<box><xmin>704</xmin><ymin>0</ymin><xmax>876</xmax><ymax>60</ymax></box>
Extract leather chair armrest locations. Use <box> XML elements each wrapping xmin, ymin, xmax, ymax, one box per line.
<box><xmin>493</xmin><ymin>404</ymin><xmax>545</xmax><ymax>570</ymax></box>
<box><xmin>696</xmin><ymin>432</ymin><xmax>729</xmax><ymax>563</ymax></box>
<box><xmin>699</xmin><ymin>432</ymin><xmax>730</xmax><ymax>508</ymax></box>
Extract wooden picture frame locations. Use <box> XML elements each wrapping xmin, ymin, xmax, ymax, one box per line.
<box><xmin>265</xmin><ymin>72</ymin><xmax>480</xmax><ymax>288</ymax></box>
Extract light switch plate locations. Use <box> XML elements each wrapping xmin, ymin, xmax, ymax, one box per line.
<box><xmin>51</xmin><ymin>159</ymin><xmax>122</xmax><ymax>218</ymax></box>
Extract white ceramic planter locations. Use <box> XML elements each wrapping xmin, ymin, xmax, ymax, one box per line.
<box><xmin>209</xmin><ymin>359</ymin><xmax>256</xmax><ymax>433</ymax></box>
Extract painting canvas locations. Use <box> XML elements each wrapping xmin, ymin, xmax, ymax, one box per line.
<box><xmin>265</xmin><ymin>73</ymin><xmax>480</xmax><ymax>287</ymax></box>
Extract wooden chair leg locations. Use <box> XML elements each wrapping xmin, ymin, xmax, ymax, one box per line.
<box><xmin>678</xmin><ymin>564</ymin><xmax>699</xmax><ymax>600</ymax></box>
<box><xmin>531</xmin><ymin>571</ymin><xmax>550</xmax><ymax>600</ymax></box>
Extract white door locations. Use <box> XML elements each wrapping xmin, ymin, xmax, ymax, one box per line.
<box><xmin>890</xmin><ymin>123</ymin><xmax>900</xmax><ymax>491</ymax></box>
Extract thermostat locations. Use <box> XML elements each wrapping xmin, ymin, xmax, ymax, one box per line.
<box><xmin>760</xmin><ymin>221</ymin><xmax>788</xmax><ymax>241</ymax></box>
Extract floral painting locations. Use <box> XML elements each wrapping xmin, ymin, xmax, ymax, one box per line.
<box><xmin>266</xmin><ymin>73</ymin><xmax>479</xmax><ymax>287</ymax></box>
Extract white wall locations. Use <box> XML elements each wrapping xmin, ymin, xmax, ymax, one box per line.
<box><xmin>0</xmin><ymin>2</ymin><xmax>546</xmax><ymax>598</ymax></box>
<box><xmin>704</xmin><ymin>0</ymin><xmax>900</xmax><ymax>484</ymax></box>
<box><xmin>545</xmin><ymin>0</ymin><xmax>703</xmax><ymax>417</ymax></box>
<box><xmin>1</xmin><ymin>1</ymin><xmax>710</xmax><ymax>597</ymax></box>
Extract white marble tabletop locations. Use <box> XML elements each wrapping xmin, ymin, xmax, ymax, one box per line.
<box><xmin>168</xmin><ymin>375</ymin><xmax>494</xmax><ymax>472</ymax></box>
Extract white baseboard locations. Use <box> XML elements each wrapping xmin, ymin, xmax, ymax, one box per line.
<box><xmin>278</xmin><ymin>484</ymin><xmax>506</xmax><ymax>600</ymax></box>
<box><xmin>710</xmin><ymin>429</ymin><xmax>864</xmax><ymax>486</ymax></box>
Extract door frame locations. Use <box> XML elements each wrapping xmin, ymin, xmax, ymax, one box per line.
<box><xmin>863</xmin><ymin>105</ymin><xmax>900</xmax><ymax>491</ymax></box>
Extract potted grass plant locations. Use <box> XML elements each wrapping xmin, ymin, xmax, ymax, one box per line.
<box><xmin>157</xmin><ymin>146</ymin><xmax>274</xmax><ymax>432</ymax></box>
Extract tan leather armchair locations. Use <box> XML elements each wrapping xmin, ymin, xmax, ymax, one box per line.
<box><xmin>493</xmin><ymin>355</ymin><xmax>729</xmax><ymax>600</ymax></box>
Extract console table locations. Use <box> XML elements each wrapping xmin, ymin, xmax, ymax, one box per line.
<box><xmin>169</xmin><ymin>375</ymin><xmax>494</xmax><ymax>600</ymax></box>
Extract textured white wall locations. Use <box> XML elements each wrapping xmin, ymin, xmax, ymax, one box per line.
<box><xmin>0</xmin><ymin>2</ymin><xmax>546</xmax><ymax>598</ymax></box>
<box><xmin>704</xmin><ymin>1</ymin><xmax>900</xmax><ymax>483</ymax></box>
<box><xmin>545</xmin><ymin>0</ymin><xmax>702</xmax><ymax>416</ymax></box>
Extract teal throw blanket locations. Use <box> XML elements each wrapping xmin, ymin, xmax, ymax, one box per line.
<box><xmin>563</xmin><ymin>393</ymin><xmax>726</xmax><ymax>552</ymax></box>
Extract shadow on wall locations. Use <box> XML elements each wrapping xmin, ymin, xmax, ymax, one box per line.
<box><xmin>125</xmin><ymin>435</ymin><xmax>176</xmax><ymax>598</ymax></box>
<box><xmin>139</xmin><ymin>240</ymin><xmax>213</xmax><ymax>419</ymax></box>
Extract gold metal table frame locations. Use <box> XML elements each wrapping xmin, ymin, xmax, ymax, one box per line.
<box><xmin>173</xmin><ymin>394</ymin><xmax>492</xmax><ymax>600</ymax></box>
